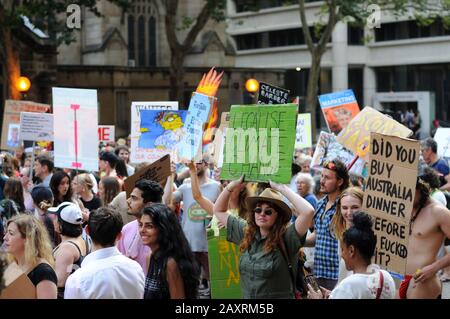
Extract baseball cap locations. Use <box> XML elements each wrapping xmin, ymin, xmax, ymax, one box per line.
<box><xmin>48</xmin><ymin>202</ymin><xmax>83</xmax><ymax>225</ymax></box>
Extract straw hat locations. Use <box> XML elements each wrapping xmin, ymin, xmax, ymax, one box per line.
<box><xmin>246</xmin><ymin>188</ymin><xmax>292</xmax><ymax>224</ymax></box>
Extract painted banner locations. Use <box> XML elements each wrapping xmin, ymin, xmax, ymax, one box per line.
<box><xmin>221</xmin><ymin>104</ymin><xmax>297</xmax><ymax>183</ymax></box>
<box><xmin>1</xmin><ymin>100</ymin><xmax>50</xmax><ymax>150</ymax></box>
<box><xmin>336</xmin><ymin>106</ymin><xmax>413</xmax><ymax>162</ymax></box>
<box><xmin>257</xmin><ymin>82</ymin><xmax>290</xmax><ymax>105</ymax></box>
<box><xmin>208</xmin><ymin>228</ymin><xmax>242</xmax><ymax>299</ymax></box>
<box><xmin>124</xmin><ymin>154</ymin><xmax>171</xmax><ymax>197</ymax></box>
<box><xmin>311</xmin><ymin>131</ymin><xmax>366</xmax><ymax>177</ymax></box>
<box><xmin>177</xmin><ymin>93</ymin><xmax>214</xmax><ymax>161</ymax></box>
<box><xmin>98</xmin><ymin>125</ymin><xmax>115</xmax><ymax>142</ymax></box>
<box><xmin>319</xmin><ymin>89</ymin><xmax>360</xmax><ymax>135</ymax></box>
<box><xmin>19</xmin><ymin>112</ymin><xmax>54</xmax><ymax>142</ymax></box>
<box><xmin>434</xmin><ymin>128</ymin><xmax>450</xmax><ymax>158</ymax></box>
<box><xmin>295</xmin><ymin>113</ymin><xmax>312</xmax><ymax>149</ymax></box>
<box><xmin>363</xmin><ymin>133</ymin><xmax>420</xmax><ymax>275</ymax></box>
<box><xmin>130</xmin><ymin>102</ymin><xmax>178</xmax><ymax>163</ymax></box>
<box><xmin>52</xmin><ymin>87</ymin><xmax>99</xmax><ymax>171</ymax></box>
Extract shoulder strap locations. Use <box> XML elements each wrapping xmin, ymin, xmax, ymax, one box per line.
<box><xmin>279</xmin><ymin>238</ymin><xmax>297</xmax><ymax>297</ymax></box>
<box><xmin>376</xmin><ymin>271</ymin><xmax>384</xmax><ymax>299</ymax></box>
<box><xmin>66</xmin><ymin>241</ymin><xmax>83</xmax><ymax>257</ymax></box>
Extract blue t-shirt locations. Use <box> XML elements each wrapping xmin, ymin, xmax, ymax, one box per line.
<box><xmin>431</xmin><ymin>158</ymin><xmax>450</xmax><ymax>176</ymax></box>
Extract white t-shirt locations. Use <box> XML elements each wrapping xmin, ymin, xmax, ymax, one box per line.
<box><xmin>330</xmin><ymin>266</ymin><xmax>396</xmax><ymax>299</ymax></box>
<box><xmin>431</xmin><ymin>190</ymin><xmax>447</xmax><ymax>207</ymax></box>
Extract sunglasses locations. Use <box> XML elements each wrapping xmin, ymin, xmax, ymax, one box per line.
<box><xmin>253</xmin><ymin>207</ymin><xmax>275</xmax><ymax>216</ymax></box>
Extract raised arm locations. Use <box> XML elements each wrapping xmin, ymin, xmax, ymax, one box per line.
<box><xmin>213</xmin><ymin>176</ymin><xmax>244</xmax><ymax>227</ymax></box>
<box><xmin>187</xmin><ymin>162</ymin><xmax>214</xmax><ymax>215</ymax></box>
<box><xmin>270</xmin><ymin>181</ymin><xmax>314</xmax><ymax>237</ymax></box>
<box><xmin>162</xmin><ymin>162</ymin><xmax>177</xmax><ymax>205</ymax></box>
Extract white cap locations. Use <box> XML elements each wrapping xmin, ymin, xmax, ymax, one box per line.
<box><xmin>48</xmin><ymin>202</ymin><xmax>83</xmax><ymax>225</ymax></box>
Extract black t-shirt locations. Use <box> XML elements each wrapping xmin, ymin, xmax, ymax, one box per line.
<box><xmin>81</xmin><ymin>195</ymin><xmax>102</xmax><ymax>212</ymax></box>
<box><xmin>27</xmin><ymin>263</ymin><xmax>57</xmax><ymax>287</ymax></box>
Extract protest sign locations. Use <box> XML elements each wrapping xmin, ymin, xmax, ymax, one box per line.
<box><xmin>124</xmin><ymin>154</ymin><xmax>171</xmax><ymax>197</ymax></box>
<box><xmin>130</xmin><ymin>102</ymin><xmax>178</xmax><ymax>163</ymax></box>
<box><xmin>211</xmin><ymin>112</ymin><xmax>230</xmax><ymax>168</ymax></box>
<box><xmin>0</xmin><ymin>262</ymin><xmax>36</xmax><ymax>299</ymax></box>
<box><xmin>53</xmin><ymin>87</ymin><xmax>99</xmax><ymax>171</ymax></box>
<box><xmin>295</xmin><ymin>113</ymin><xmax>312</xmax><ymax>149</ymax></box>
<box><xmin>19</xmin><ymin>112</ymin><xmax>54</xmax><ymax>142</ymax></box>
<box><xmin>208</xmin><ymin>228</ymin><xmax>242</xmax><ymax>299</ymax></box>
<box><xmin>1</xmin><ymin>100</ymin><xmax>50</xmax><ymax>150</ymax></box>
<box><xmin>337</xmin><ymin>106</ymin><xmax>412</xmax><ymax>162</ymax></box>
<box><xmin>363</xmin><ymin>133</ymin><xmax>420</xmax><ymax>275</ymax></box>
<box><xmin>221</xmin><ymin>104</ymin><xmax>297</xmax><ymax>183</ymax></box>
<box><xmin>257</xmin><ymin>82</ymin><xmax>290</xmax><ymax>105</ymax></box>
<box><xmin>434</xmin><ymin>128</ymin><xmax>450</xmax><ymax>158</ymax></box>
<box><xmin>178</xmin><ymin>93</ymin><xmax>214</xmax><ymax>161</ymax></box>
<box><xmin>311</xmin><ymin>131</ymin><xmax>366</xmax><ymax>177</ymax></box>
<box><xmin>319</xmin><ymin>89</ymin><xmax>360</xmax><ymax>135</ymax></box>
<box><xmin>98</xmin><ymin>125</ymin><xmax>115</xmax><ymax>142</ymax></box>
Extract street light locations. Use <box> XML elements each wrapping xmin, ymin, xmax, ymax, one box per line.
<box><xmin>245</xmin><ymin>78</ymin><xmax>259</xmax><ymax>93</ymax></box>
<box><xmin>16</xmin><ymin>76</ymin><xmax>31</xmax><ymax>93</ymax></box>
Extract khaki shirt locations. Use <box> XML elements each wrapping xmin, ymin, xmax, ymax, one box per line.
<box><xmin>227</xmin><ymin>215</ymin><xmax>305</xmax><ymax>299</ymax></box>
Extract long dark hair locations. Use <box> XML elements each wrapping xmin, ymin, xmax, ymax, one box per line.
<box><xmin>115</xmin><ymin>158</ymin><xmax>129</xmax><ymax>178</ymax></box>
<box><xmin>342</xmin><ymin>212</ymin><xmax>376</xmax><ymax>264</ymax></box>
<box><xmin>4</xmin><ymin>178</ymin><xmax>25</xmax><ymax>212</ymax></box>
<box><xmin>142</xmin><ymin>204</ymin><xmax>200</xmax><ymax>298</ymax></box>
<box><xmin>50</xmin><ymin>170</ymin><xmax>73</xmax><ymax>206</ymax></box>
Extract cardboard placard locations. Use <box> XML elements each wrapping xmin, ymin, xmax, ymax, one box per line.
<box><xmin>98</xmin><ymin>125</ymin><xmax>115</xmax><ymax>142</ymax></box>
<box><xmin>177</xmin><ymin>93</ymin><xmax>214</xmax><ymax>161</ymax></box>
<box><xmin>124</xmin><ymin>154</ymin><xmax>171</xmax><ymax>197</ymax></box>
<box><xmin>434</xmin><ymin>128</ymin><xmax>450</xmax><ymax>158</ymax></box>
<box><xmin>311</xmin><ymin>131</ymin><xmax>366</xmax><ymax>177</ymax></box>
<box><xmin>208</xmin><ymin>228</ymin><xmax>242</xmax><ymax>299</ymax></box>
<box><xmin>131</xmin><ymin>110</ymin><xmax>187</xmax><ymax>164</ymax></box>
<box><xmin>363</xmin><ymin>133</ymin><xmax>420</xmax><ymax>275</ymax></box>
<box><xmin>53</xmin><ymin>87</ymin><xmax>99</xmax><ymax>171</ymax></box>
<box><xmin>220</xmin><ymin>104</ymin><xmax>297</xmax><ymax>183</ymax></box>
<box><xmin>130</xmin><ymin>101</ymin><xmax>179</xmax><ymax>163</ymax></box>
<box><xmin>257</xmin><ymin>82</ymin><xmax>290</xmax><ymax>105</ymax></box>
<box><xmin>0</xmin><ymin>262</ymin><xmax>36</xmax><ymax>299</ymax></box>
<box><xmin>19</xmin><ymin>112</ymin><xmax>54</xmax><ymax>142</ymax></box>
<box><xmin>211</xmin><ymin>112</ymin><xmax>230</xmax><ymax>167</ymax></box>
<box><xmin>1</xmin><ymin>100</ymin><xmax>50</xmax><ymax>150</ymax></box>
<box><xmin>295</xmin><ymin>113</ymin><xmax>312</xmax><ymax>149</ymax></box>
<box><xmin>319</xmin><ymin>89</ymin><xmax>360</xmax><ymax>135</ymax></box>
<box><xmin>336</xmin><ymin>106</ymin><xmax>413</xmax><ymax>162</ymax></box>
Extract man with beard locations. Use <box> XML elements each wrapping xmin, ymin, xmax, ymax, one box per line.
<box><xmin>305</xmin><ymin>159</ymin><xmax>349</xmax><ymax>290</ymax></box>
<box><xmin>399</xmin><ymin>176</ymin><xmax>450</xmax><ymax>299</ymax></box>
<box><xmin>166</xmin><ymin>154</ymin><xmax>222</xmax><ymax>297</ymax></box>
<box><xmin>116</xmin><ymin>179</ymin><xmax>164</xmax><ymax>274</ymax></box>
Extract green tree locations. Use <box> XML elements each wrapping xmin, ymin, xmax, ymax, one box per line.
<box><xmin>0</xmin><ymin>0</ymin><xmax>128</xmax><ymax>100</ymax></box>
<box><xmin>162</xmin><ymin>0</ymin><xmax>226</xmax><ymax>107</ymax></box>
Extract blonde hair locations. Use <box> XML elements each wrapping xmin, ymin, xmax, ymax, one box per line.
<box><xmin>330</xmin><ymin>186</ymin><xmax>364</xmax><ymax>241</ymax></box>
<box><xmin>6</xmin><ymin>215</ymin><xmax>55</xmax><ymax>268</ymax></box>
<box><xmin>74</xmin><ymin>173</ymin><xmax>93</xmax><ymax>192</ymax></box>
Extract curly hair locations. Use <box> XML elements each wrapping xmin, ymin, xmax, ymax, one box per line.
<box><xmin>239</xmin><ymin>201</ymin><xmax>288</xmax><ymax>254</ymax></box>
<box><xmin>141</xmin><ymin>204</ymin><xmax>200</xmax><ymax>299</ymax></box>
<box><xmin>7</xmin><ymin>214</ymin><xmax>55</xmax><ymax>268</ymax></box>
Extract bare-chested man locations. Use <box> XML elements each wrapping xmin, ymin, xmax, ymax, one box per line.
<box><xmin>400</xmin><ymin>178</ymin><xmax>450</xmax><ymax>299</ymax></box>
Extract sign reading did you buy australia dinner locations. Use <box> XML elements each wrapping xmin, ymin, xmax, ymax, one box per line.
<box><xmin>363</xmin><ymin>133</ymin><xmax>420</xmax><ymax>275</ymax></box>
<box><xmin>220</xmin><ymin>104</ymin><xmax>297</xmax><ymax>184</ymax></box>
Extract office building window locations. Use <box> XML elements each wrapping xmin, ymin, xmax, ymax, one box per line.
<box><xmin>375</xmin><ymin>19</ymin><xmax>450</xmax><ymax>42</ymax></box>
<box><xmin>148</xmin><ymin>17</ymin><xmax>156</xmax><ymax>67</ymax></box>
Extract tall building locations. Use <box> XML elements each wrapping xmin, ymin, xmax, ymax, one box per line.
<box><xmin>227</xmin><ymin>0</ymin><xmax>450</xmax><ymax>136</ymax></box>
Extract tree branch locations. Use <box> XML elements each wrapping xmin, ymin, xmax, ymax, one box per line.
<box><xmin>165</xmin><ymin>0</ymin><xmax>182</xmax><ymax>52</ymax></box>
<box><xmin>317</xmin><ymin>0</ymin><xmax>337</xmax><ymax>56</ymax></box>
<box><xmin>298</xmin><ymin>0</ymin><xmax>314</xmax><ymax>53</ymax></box>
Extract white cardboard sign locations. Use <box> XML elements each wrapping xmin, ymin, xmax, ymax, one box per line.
<box><xmin>19</xmin><ymin>112</ymin><xmax>54</xmax><ymax>142</ymax></box>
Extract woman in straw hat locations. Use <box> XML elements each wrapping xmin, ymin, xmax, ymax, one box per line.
<box><xmin>213</xmin><ymin>177</ymin><xmax>315</xmax><ymax>299</ymax></box>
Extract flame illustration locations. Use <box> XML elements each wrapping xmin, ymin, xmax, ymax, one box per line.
<box><xmin>195</xmin><ymin>67</ymin><xmax>223</xmax><ymax>146</ymax></box>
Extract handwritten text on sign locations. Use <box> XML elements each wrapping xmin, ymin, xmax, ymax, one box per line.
<box><xmin>221</xmin><ymin>104</ymin><xmax>297</xmax><ymax>183</ymax></box>
<box><xmin>258</xmin><ymin>82</ymin><xmax>290</xmax><ymax>105</ymax></box>
<box><xmin>363</xmin><ymin>133</ymin><xmax>420</xmax><ymax>275</ymax></box>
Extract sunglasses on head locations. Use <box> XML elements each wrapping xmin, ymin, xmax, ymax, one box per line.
<box><xmin>323</xmin><ymin>160</ymin><xmax>337</xmax><ymax>171</ymax></box>
<box><xmin>253</xmin><ymin>207</ymin><xmax>275</xmax><ymax>216</ymax></box>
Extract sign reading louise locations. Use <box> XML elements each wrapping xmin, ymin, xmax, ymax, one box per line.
<box><xmin>52</xmin><ymin>87</ymin><xmax>99</xmax><ymax>171</ymax></box>
<box><xmin>319</xmin><ymin>89</ymin><xmax>360</xmax><ymax>135</ymax></box>
<box><xmin>363</xmin><ymin>133</ymin><xmax>420</xmax><ymax>275</ymax></box>
<box><xmin>220</xmin><ymin>104</ymin><xmax>297</xmax><ymax>183</ymax></box>
<box><xmin>130</xmin><ymin>102</ymin><xmax>178</xmax><ymax>163</ymax></box>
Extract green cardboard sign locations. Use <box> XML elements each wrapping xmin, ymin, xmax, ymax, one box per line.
<box><xmin>207</xmin><ymin>228</ymin><xmax>242</xmax><ymax>299</ymax></box>
<box><xmin>220</xmin><ymin>104</ymin><xmax>297</xmax><ymax>183</ymax></box>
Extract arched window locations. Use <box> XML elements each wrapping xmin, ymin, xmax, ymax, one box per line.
<box><xmin>138</xmin><ymin>16</ymin><xmax>145</xmax><ymax>66</ymax></box>
<box><xmin>148</xmin><ymin>17</ymin><xmax>156</xmax><ymax>67</ymax></box>
<box><xmin>127</xmin><ymin>15</ymin><xmax>135</xmax><ymax>62</ymax></box>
